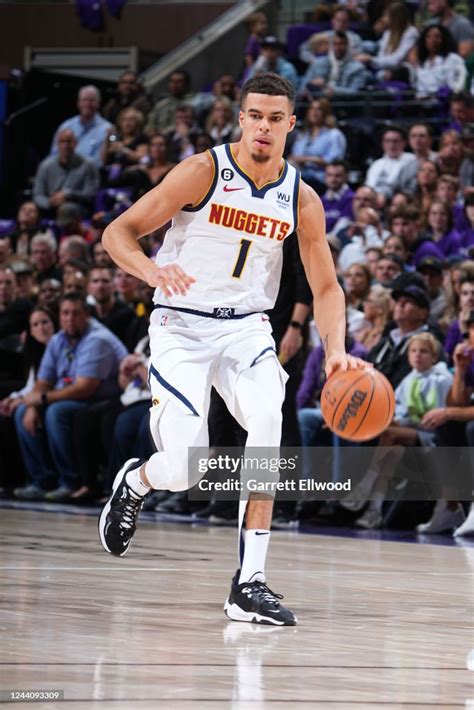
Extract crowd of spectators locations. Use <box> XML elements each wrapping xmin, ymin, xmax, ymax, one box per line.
<box><xmin>0</xmin><ymin>1</ymin><xmax>473</xmax><ymax>539</ymax></box>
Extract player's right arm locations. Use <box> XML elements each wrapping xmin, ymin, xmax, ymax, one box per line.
<box><xmin>102</xmin><ymin>152</ymin><xmax>215</xmax><ymax>296</ymax></box>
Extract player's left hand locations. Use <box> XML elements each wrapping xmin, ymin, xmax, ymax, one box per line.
<box><xmin>325</xmin><ymin>353</ymin><xmax>371</xmax><ymax>379</ymax></box>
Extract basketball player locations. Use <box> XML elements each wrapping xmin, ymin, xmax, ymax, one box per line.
<box><xmin>98</xmin><ymin>73</ymin><xmax>366</xmax><ymax>626</ymax></box>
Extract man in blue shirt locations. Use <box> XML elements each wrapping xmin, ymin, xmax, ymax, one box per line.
<box><xmin>50</xmin><ymin>85</ymin><xmax>113</xmax><ymax>167</ymax></box>
<box><xmin>13</xmin><ymin>292</ymin><xmax>127</xmax><ymax>501</ymax></box>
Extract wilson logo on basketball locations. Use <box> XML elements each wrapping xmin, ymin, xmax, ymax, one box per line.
<box><xmin>336</xmin><ymin>390</ymin><xmax>367</xmax><ymax>432</ymax></box>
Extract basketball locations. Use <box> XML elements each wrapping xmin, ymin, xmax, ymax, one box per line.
<box><xmin>321</xmin><ymin>368</ymin><xmax>395</xmax><ymax>442</ymax></box>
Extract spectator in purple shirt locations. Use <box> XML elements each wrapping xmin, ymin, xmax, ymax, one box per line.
<box><xmin>444</xmin><ymin>275</ymin><xmax>474</xmax><ymax>360</ymax></box>
<box><xmin>321</xmin><ymin>160</ymin><xmax>354</xmax><ymax>232</ymax></box>
<box><xmin>243</xmin><ymin>12</ymin><xmax>268</xmax><ymax>79</ymax></box>
<box><xmin>415</xmin><ymin>199</ymin><xmax>463</xmax><ymax>263</ymax></box>
<box><xmin>460</xmin><ymin>194</ymin><xmax>474</xmax><ymax>254</ymax></box>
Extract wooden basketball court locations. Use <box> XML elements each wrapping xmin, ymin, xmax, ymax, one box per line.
<box><xmin>0</xmin><ymin>506</ymin><xmax>473</xmax><ymax>708</ymax></box>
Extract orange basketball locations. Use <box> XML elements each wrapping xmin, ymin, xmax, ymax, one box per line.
<box><xmin>320</xmin><ymin>368</ymin><xmax>395</xmax><ymax>442</ymax></box>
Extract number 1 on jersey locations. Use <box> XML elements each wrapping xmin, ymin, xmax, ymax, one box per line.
<box><xmin>232</xmin><ymin>238</ymin><xmax>252</xmax><ymax>278</ymax></box>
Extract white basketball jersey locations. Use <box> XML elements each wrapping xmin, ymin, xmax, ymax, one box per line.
<box><xmin>154</xmin><ymin>143</ymin><xmax>301</xmax><ymax>312</ymax></box>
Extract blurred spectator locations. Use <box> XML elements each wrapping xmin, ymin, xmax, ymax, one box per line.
<box><xmin>365</xmin><ymin>126</ymin><xmax>417</xmax><ymax>202</ymax></box>
<box><xmin>333</xmin><ymin>184</ymin><xmax>378</xmax><ymax>235</ymax></box>
<box><xmin>448</xmin><ymin>92</ymin><xmax>474</xmax><ymax>132</ymax></box>
<box><xmin>344</xmin><ymin>262</ymin><xmax>371</xmax><ymax>310</ymax></box>
<box><xmin>146</xmin><ymin>71</ymin><xmax>194</xmax><ymax>134</ymax></box>
<box><xmin>63</xmin><ymin>270</ymin><xmax>88</xmax><ymax>296</ymax></box>
<box><xmin>30</xmin><ymin>233</ymin><xmax>61</xmax><ymax>284</ymax></box>
<box><xmin>0</xmin><ymin>266</ymin><xmax>34</xmax><ymax>396</ymax></box>
<box><xmin>50</xmin><ymin>86</ymin><xmax>113</xmax><ymax>167</ymax></box>
<box><xmin>365</xmin><ymin>245</ymin><xmax>383</xmax><ymax>278</ymax></box>
<box><xmin>92</xmin><ymin>240</ymin><xmax>114</xmax><ymax>267</ymax></box>
<box><xmin>33</xmin><ymin>129</ymin><xmax>99</xmax><ymax>215</ymax></box>
<box><xmin>383</xmin><ymin>235</ymin><xmax>409</xmax><ymax>264</ymax></box>
<box><xmin>388</xmin><ymin>206</ymin><xmax>422</xmax><ymax>263</ymax></box>
<box><xmin>56</xmin><ymin>202</ymin><xmax>94</xmax><ymax>243</ymax></box>
<box><xmin>13</xmin><ymin>292</ymin><xmax>127</xmax><ymax>501</ymax></box>
<box><xmin>123</xmin><ymin>133</ymin><xmax>176</xmax><ymax>194</ymax></box>
<box><xmin>248</xmin><ymin>36</ymin><xmax>299</xmax><ymax>90</ymax></box>
<box><xmin>102</xmin><ymin>107</ymin><xmax>149</xmax><ymax>171</ymax></box>
<box><xmin>397</xmin><ymin>124</ymin><xmax>438</xmax><ymax>193</ymax></box>
<box><xmin>0</xmin><ymin>305</ymin><xmax>58</xmax><ymax>491</ymax></box>
<box><xmin>355</xmin><ymin>283</ymin><xmax>392</xmax><ymax>350</ymax></box>
<box><xmin>114</xmin><ymin>267</ymin><xmax>140</xmax><ymax>309</ymax></box>
<box><xmin>374</xmin><ymin>253</ymin><xmax>404</xmax><ymax>287</ymax></box>
<box><xmin>88</xmin><ymin>264</ymin><xmax>138</xmax><ymax>350</ymax></box>
<box><xmin>102</xmin><ymin>71</ymin><xmax>151</xmax><ymax>125</ymax></box>
<box><xmin>338</xmin><ymin>206</ymin><xmax>389</xmax><ymax>271</ymax></box>
<box><xmin>165</xmin><ymin>105</ymin><xmax>199</xmax><ymax>162</ymax></box>
<box><xmin>192</xmin><ymin>74</ymin><xmax>240</xmax><ymax>122</ymax></box>
<box><xmin>205</xmin><ymin>98</ymin><xmax>236</xmax><ymax>146</ymax></box>
<box><xmin>461</xmin><ymin>193</ymin><xmax>474</xmax><ymax>251</ymax></box>
<box><xmin>0</xmin><ymin>266</ymin><xmax>32</xmax><ymax>340</ymax></box>
<box><xmin>289</xmin><ymin>99</ymin><xmax>346</xmax><ymax>192</ymax></box>
<box><xmin>444</xmin><ymin>274</ymin><xmax>474</xmax><ymax>359</ymax></box>
<box><xmin>192</xmin><ymin>132</ymin><xmax>214</xmax><ymax>154</ymax></box>
<box><xmin>10</xmin><ymin>260</ymin><xmax>36</xmax><ymax>302</ymax></box>
<box><xmin>244</xmin><ymin>12</ymin><xmax>269</xmax><ymax>74</ymax></box>
<box><xmin>437</xmin><ymin>129</ymin><xmax>465</xmax><ymax>176</ymax></box>
<box><xmin>346</xmin><ymin>332</ymin><xmax>453</xmax><ymax>529</ymax></box>
<box><xmin>0</xmin><ymin>306</ymin><xmax>58</xmax><ymax>417</ymax></box>
<box><xmin>418</xmin><ymin>199</ymin><xmax>462</xmax><ymax>259</ymax></box>
<box><xmin>300</xmin><ymin>31</ymin><xmax>368</xmax><ymax>96</ymax></box>
<box><xmin>355</xmin><ymin>2</ymin><xmax>419</xmax><ymax>75</ymax></box>
<box><xmin>0</xmin><ymin>237</ymin><xmax>13</xmax><ymax>268</ymax></box>
<box><xmin>321</xmin><ymin>160</ymin><xmax>354</xmax><ymax>231</ymax></box>
<box><xmin>424</xmin><ymin>0</ymin><xmax>474</xmax><ymax>48</ymax></box>
<box><xmin>58</xmin><ymin>236</ymin><xmax>90</xmax><ymax>269</ymax></box>
<box><xmin>368</xmin><ymin>284</ymin><xmax>439</xmax><ymax>388</ymax></box>
<box><xmin>37</xmin><ymin>278</ymin><xmax>61</xmax><ymax>311</ymax></box>
<box><xmin>459</xmin><ymin>124</ymin><xmax>474</xmax><ymax>193</ymax></box>
<box><xmin>417</xmin><ymin>256</ymin><xmax>448</xmax><ymax>319</ymax></box>
<box><xmin>414</xmin><ymin>159</ymin><xmax>440</xmax><ymax>212</ymax></box>
<box><xmin>413</xmin><ymin>25</ymin><xmax>467</xmax><ymax>97</ymax></box>
<box><xmin>299</xmin><ymin>6</ymin><xmax>364</xmax><ymax>64</ymax></box>
<box><xmin>4</xmin><ymin>201</ymin><xmax>42</xmax><ymax>257</ymax></box>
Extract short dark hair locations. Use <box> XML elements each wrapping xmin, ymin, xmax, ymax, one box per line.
<box><xmin>326</xmin><ymin>159</ymin><xmax>347</xmax><ymax>171</ymax></box>
<box><xmin>333</xmin><ymin>30</ymin><xmax>348</xmax><ymax>41</ymax></box>
<box><xmin>382</xmin><ymin>125</ymin><xmax>406</xmax><ymax>141</ymax></box>
<box><xmin>241</xmin><ymin>72</ymin><xmax>295</xmax><ymax>109</ymax></box>
<box><xmin>59</xmin><ymin>292</ymin><xmax>89</xmax><ymax>310</ymax></box>
<box><xmin>451</xmin><ymin>92</ymin><xmax>474</xmax><ymax>108</ymax></box>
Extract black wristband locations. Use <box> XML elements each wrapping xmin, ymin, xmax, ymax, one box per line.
<box><xmin>289</xmin><ymin>320</ymin><xmax>303</xmax><ymax>332</ymax></box>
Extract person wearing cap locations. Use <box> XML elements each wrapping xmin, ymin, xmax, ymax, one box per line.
<box><xmin>33</xmin><ymin>129</ymin><xmax>99</xmax><ymax>217</ymax></box>
<box><xmin>368</xmin><ymin>284</ymin><xmax>437</xmax><ymax>388</ymax></box>
<box><xmin>56</xmin><ymin>203</ymin><xmax>94</xmax><ymax>243</ymax></box>
<box><xmin>248</xmin><ymin>36</ymin><xmax>299</xmax><ymax>90</ymax></box>
<box><xmin>9</xmin><ymin>260</ymin><xmax>36</xmax><ymax>302</ymax></box>
<box><xmin>417</xmin><ymin>256</ymin><xmax>448</xmax><ymax>320</ymax></box>
<box><xmin>374</xmin><ymin>253</ymin><xmax>404</xmax><ymax>288</ymax></box>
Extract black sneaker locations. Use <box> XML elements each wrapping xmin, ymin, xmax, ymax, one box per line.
<box><xmin>224</xmin><ymin>570</ymin><xmax>297</xmax><ymax>626</ymax></box>
<box><xmin>98</xmin><ymin>458</ymin><xmax>148</xmax><ymax>557</ymax></box>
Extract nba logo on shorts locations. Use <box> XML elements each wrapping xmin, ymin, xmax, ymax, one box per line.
<box><xmin>161</xmin><ymin>315</ymin><xmax>169</xmax><ymax>326</ymax></box>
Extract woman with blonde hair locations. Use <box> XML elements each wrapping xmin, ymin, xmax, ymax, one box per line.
<box><xmin>289</xmin><ymin>98</ymin><xmax>346</xmax><ymax>192</ymax></box>
<box><xmin>355</xmin><ymin>284</ymin><xmax>392</xmax><ymax>350</ymax></box>
<box><xmin>205</xmin><ymin>97</ymin><xmax>235</xmax><ymax>146</ymax></box>
<box><xmin>102</xmin><ymin>107</ymin><xmax>149</xmax><ymax>168</ymax></box>
<box><xmin>356</xmin><ymin>2</ymin><xmax>418</xmax><ymax>75</ymax></box>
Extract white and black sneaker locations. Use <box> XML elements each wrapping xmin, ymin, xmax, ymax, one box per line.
<box><xmin>224</xmin><ymin>570</ymin><xmax>297</xmax><ymax>626</ymax></box>
<box><xmin>98</xmin><ymin>458</ymin><xmax>148</xmax><ymax>557</ymax></box>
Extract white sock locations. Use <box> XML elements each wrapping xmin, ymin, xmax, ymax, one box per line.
<box><xmin>239</xmin><ymin>529</ymin><xmax>271</xmax><ymax>584</ymax></box>
<box><xmin>126</xmin><ymin>466</ymin><xmax>150</xmax><ymax>497</ymax></box>
<box><xmin>371</xmin><ymin>491</ymin><xmax>385</xmax><ymax>513</ymax></box>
